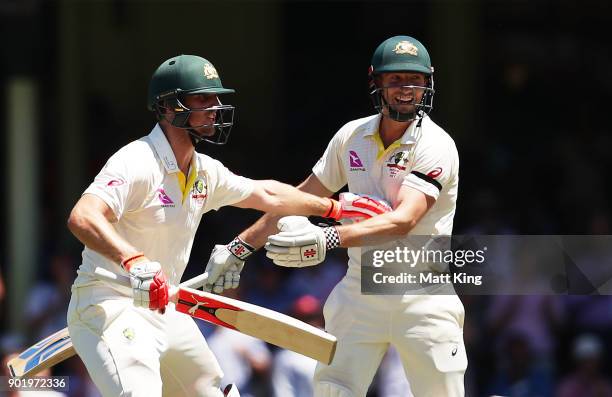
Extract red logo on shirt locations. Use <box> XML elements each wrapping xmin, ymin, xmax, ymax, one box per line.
<box><xmin>427</xmin><ymin>167</ymin><xmax>443</xmax><ymax>178</ymax></box>
<box><xmin>107</xmin><ymin>179</ymin><xmax>125</xmax><ymax>186</ymax></box>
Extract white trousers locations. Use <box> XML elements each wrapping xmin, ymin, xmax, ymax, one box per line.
<box><xmin>67</xmin><ymin>283</ymin><xmax>224</xmax><ymax>397</ymax></box>
<box><xmin>314</xmin><ymin>277</ymin><xmax>467</xmax><ymax>397</ymax></box>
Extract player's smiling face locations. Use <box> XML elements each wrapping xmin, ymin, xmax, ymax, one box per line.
<box><xmin>379</xmin><ymin>72</ymin><xmax>427</xmax><ymax>115</ymax></box>
<box><xmin>182</xmin><ymin>94</ymin><xmax>219</xmax><ymax>136</ymax></box>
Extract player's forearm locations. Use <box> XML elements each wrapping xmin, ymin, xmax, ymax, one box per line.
<box><xmin>252</xmin><ymin>180</ymin><xmax>332</xmax><ymax>217</ymax></box>
<box><xmin>335</xmin><ymin>211</ymin><xmax>418</xmax><ymax>248</ymax></box>
<box><xmin>239</xmin><ymin>176</ymin><xmax>332</xmax><ymax>249</ymax></box>
<box><xmin>67</xmin><ymin>206</ymin><xmax>139</xmax><ymax>265</ymax></box>
<box><xmin>239</xmin><ymin>212</ymin><xmax>284</xmax><ymax>249</ymax></box>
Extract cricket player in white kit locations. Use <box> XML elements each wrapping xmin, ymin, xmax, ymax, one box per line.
<box><xmin>65</xmin><ymin>55</ymin><xmax>382</xmax><ymax>397</ymax></box>
<box><xmin>205</xmin><ymin>36</ymin><xmax>467</xmax><ymax>396</ymax></box>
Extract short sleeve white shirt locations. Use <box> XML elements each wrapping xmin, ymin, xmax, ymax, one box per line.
<box><xmin>312</xmin><ymin>114</ymin><xmax>459</xmax><ymax>271</ymax></box>
<box><xmin>74</xmin><ymin>124</ymin><xmax>254</xmax><ymax>287</ymax></box>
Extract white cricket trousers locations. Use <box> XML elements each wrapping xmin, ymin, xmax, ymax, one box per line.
<box><xmin>67</xmin><ymin>283</ymin><xmax>224</xmax><ymax>397</ymax></box>
<box><xmin>314</xmin><ymin>276</ymin><xmax>467</xmax><ymax>397</ymax></box>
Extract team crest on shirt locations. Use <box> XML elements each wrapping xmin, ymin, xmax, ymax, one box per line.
<box><xmin>386</xmin><ymin>150</ymin><xmax>411</xmax><ymax>177</ymax></box>
<box><xmin>122</xmin><ymin>327</ymin><xmax>135</xmax><ymax>343</ymax></box>
<box><xmin>191</xmin><ymin>178</ymin><xmax>208</xmax><ymax>205</ymax></box>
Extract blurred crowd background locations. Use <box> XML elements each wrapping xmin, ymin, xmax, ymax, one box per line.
<box><xmin>1</xmin><ymin>1</ymin><xmax>612</xmax><ymax>396</ymax></box>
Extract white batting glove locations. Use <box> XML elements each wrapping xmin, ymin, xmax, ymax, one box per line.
<box><xmin>204</xmin><ymin>237</ymin><xmax>254</xmax><ymax>293</ymax></box>
<box><xmin>337</xmin><ymin>192</ymin><xmax>392</xmax><ymax>223</ymax></box>
<box><xmin>123</xmin><ymin>255</ymin><xmax>169</xmax><ymax>312</ymax></box>
<box><xmin>265</xmin><ymin>216</ymin><xmax>340</xmax><ymax>267</ymax></box>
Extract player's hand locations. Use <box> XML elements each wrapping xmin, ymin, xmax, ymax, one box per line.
<box><xmin>325</xmin><ymin>193</ymin><xmax>392</xmax><ymax>224</ymax></box>
<box><xmin>265</xmin><ymin>216</ymin><xmax>340</xmax><ymax>267</ymax></box>
<box><xmin>337</xmin><ymin>192</ymin><xmax>392</xmax><ymax>223</ymax></box>
<box><xmin>204</xmin><ymin>237</ymin><xmax>254</xmax><ymax>293</ymax></box>
<box><xmin>126</xmin><ymin>257</ymin><xmax>169</xmax><ymax>313</ymax></box>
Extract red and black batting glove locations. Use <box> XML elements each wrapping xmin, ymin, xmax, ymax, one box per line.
<box><xmin>324</xmin><ymin>192</ymin><xmax>393</xmax><ymax>224</ymax></box>
<box><xmin>122</xmin><ymin>253</ymin><xmax>169</xmax><ymax>313</ymax></box>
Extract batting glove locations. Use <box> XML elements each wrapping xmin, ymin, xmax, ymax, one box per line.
<box><xmin>204</xmin><ymin>237</ymin><xmax>254</xmax><ymax>293</ymax></box>
<box><xmin>325</xmin><ymin>193</ymin><xmax>392</xmax><ymax>224</ymax></box>
<box><xmin>122</xmin><ymin>254</ymin><xmax>169</xmax><ymax>313</ymax></box>
<box><xmin>265</xmin><ymin>216</ymin><xmax>340</xmax><ymax>267</ymax></box>
<box><xmin>338</xmin><ymin>192</ymin><xmax>392</xmax><ymax>223</ymax></box>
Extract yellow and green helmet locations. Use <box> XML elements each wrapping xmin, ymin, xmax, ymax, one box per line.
<box><xmin>148</xmin><ymin>55</ymin><xmax>235</xmax><ymax>145</ymax></box>
<box><xmin>368</xmin><ymin>36</ymin><xmax>435</xmax><ymax>122</ymax></box>
<box><xmin>147</xmin><ymin>55</ymin><xmax>234</xmax><ymax>110</ymax></box>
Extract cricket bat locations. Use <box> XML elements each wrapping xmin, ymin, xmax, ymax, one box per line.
<box><xmin>7</xmin><ymin>269</ymin><xmax>209</xmax><ymax>377</ymax></box>
<box><xmin>8</xmin><ymin>268</ymin><xmax>337</xmax><ymax>376</ymax></box>
<box><xmin>7</xmin><ymin>327</ymin><xmax>74</xmax><ymax>378</ymax></box>
<box><xmin>96</xmin><ymin>268</ymin><xmax>337</xmax><ymax>365</ymax></box>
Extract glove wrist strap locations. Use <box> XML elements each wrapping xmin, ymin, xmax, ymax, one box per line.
<box><xmin>227</xmin><ymin>236</ymin><xmax>255</xmax><ymax>260</ymax></box>
<box><xmin>324</xmin><ymin>198</ymin><xmax>342</xmax><ymax>220</ymax></box>
<box><xmin>121</xmin><ymin>253</ymin><xmax>145</xmax><ymax>271</ymax></box>
<box><xmin>323</xmin><ymin>227</ymin><xmax>341</xmax><ymax>250</ymax></box>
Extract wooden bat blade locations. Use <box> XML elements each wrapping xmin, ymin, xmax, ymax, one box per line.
<box><xmin>176</xmin><ymin>287</ymin><xmax>337</xmax><ymax>364</ymax></box>
<box><xmin>92</xmin><ymin>267</ymin><xmax>337</xmax><ymax>363</ymax></box>
<box><xmin>7</xmin><ymin>328</ymin><xmax>76</xmax><ymax>377</ymax></box>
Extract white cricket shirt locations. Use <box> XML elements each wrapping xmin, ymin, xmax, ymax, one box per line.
<box><xmin>312</xmin><ymin>114</ymin><xmax>459</xmax><ymax>272</ymax></box>
<box><xmin>73</xmin><ymin>124</ymin><xmax>254</xmax><ymax>288</ymax></box>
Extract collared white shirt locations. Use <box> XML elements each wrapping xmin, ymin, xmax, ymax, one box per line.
<box><xmin>312</xmin><ymin>114</ymin><xmax>459</xmax><ymax>271</ymax></box>
<box><xmin>74</xmin><ymin>124</ymin><xmax>254</xmax><ymax>287</ymax></box>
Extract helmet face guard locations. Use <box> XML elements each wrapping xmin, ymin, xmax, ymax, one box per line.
<box><xmin>369</xmin><ymin>78</ymin><xmax>435</xmax><ymax>122</ymax></box>
<box><xmin>153</xmin><ymin>94</ymin><xmax>235</xmax><ymax>145</ymax></box>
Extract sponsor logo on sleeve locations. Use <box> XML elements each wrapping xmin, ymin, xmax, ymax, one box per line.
<box><xmin>106</xmin><ymin>179</ymin><xmax>126</xmax><ymax>187</ymax></box>
<box><xmin>427</xmin><ymin>167</ymin><xmax>443</xmax><ymax>178</ymax></box>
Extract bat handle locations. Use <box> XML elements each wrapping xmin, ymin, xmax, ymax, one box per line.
<box><xmin>94</xmin><ymin>267</ymin><xmax>131</xmax><ymax>287</ymax></box>
<box><xmin>93</xmin><ymin>267</ymin><xmax>209</xmax><ymax>290</ymax></box>
<box><xmin>183</xmin><ymin>272</ymin><xmax>209</xmax><ymax>289</ymax></box>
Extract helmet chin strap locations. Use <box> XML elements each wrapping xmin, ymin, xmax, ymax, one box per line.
<box><xmin>186</xmin><ymin>128</ymin><xmax>204</xmax><ymax>147</ymax></box>
<box><xmin>168</xmin><ymin>111</ymin><xmax>205</xmax><ymax>147</ymax></box>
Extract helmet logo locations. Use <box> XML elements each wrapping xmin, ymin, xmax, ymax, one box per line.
<box><xmin>203</xmin><ymin>63</ymin><xmax>219</xmax><ymax>80</ymax></box>
<box><xmin>392</xmin><ymin>41</ymin><xmax>418</xmax><ymax>56</ymax></box>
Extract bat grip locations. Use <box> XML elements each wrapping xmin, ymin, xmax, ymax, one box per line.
<box><xmin>93</xmin><ymin>267</ymin><xmax>209</xmax><ymax>289</ymax></box>
<box><xmin>94</xmin><ymin>267</ymin><xmax>131</xmax><ymax>286</ymax></box>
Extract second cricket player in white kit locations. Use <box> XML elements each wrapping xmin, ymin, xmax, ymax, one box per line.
<box><xmin>66</xmin><ymin>55</ymin><xmax>378</xmax><ymax>397</ymax></box>
<box><xmin>308</xmin><ymin>110</ymin><xmax>465</xmax><ymax>397</ymax></box>
<box><xmin>206</xmin><ymin>36</ymin><xmax>467</xmax><ymax>397</ymax></box>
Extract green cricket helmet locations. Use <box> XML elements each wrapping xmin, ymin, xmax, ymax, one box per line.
<box><xmin>368</xmin><ymin>36</ymin><xmax>435</xmax><ymax>122</ymax></box>
<box><xmin>148</xmin><ymin>55</ymin><xmax>235</xmax><ymax>145</ymax></box>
